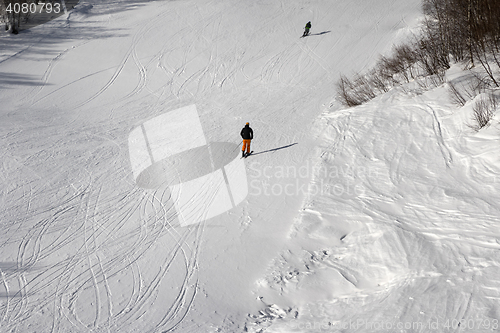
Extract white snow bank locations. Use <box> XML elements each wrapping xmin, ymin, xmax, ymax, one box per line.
<box><xmin>254</xmin><ymin>73</ymin><xmax>500</xmax><ymax>332</ymax></box>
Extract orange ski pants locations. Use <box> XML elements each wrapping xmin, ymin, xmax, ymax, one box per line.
<box><xmin>242</xmin><ymin>139</ymin><xmax>251</xmax><ymax>153</ymax></box>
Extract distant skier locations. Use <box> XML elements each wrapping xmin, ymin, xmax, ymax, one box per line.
<box><xmin>240</xmin><ymin>122</ymin><xmax>253</xmax><ymax>157</ymax></box>
<box><xmin>303</xmin><ymin>21</ymin><xmax>311</xmax><ymax>37</ymax></box>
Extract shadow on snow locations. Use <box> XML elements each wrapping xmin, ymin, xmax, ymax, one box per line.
<box><xmin>309</xmin><ymin>31</ymin><xmax>331</xmax><ymax>36</ymax></box>
<box><xmin>252</xmin><ymin>142</ymin><xmax>298</xmax><ymax>156</ymax></box>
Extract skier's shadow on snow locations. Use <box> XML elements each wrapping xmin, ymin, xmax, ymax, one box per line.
<box><xmin>252</xmin><ymin>143</ymin><xmax>298</xmax><ymax>156</ymax></box>
<box><xmin>309</xmin><ymin>31</ymin><xmax>331</xmax><ymax>36</ymax></box>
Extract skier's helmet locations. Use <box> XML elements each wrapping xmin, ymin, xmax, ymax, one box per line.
<box><xmin>246</xmin><ymin>122</ymin><xmax>249</xmax><ymax>125</ymax></box>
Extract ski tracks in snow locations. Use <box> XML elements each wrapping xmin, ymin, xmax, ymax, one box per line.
<box><xmin>71</xmin><ymin>11</ymin><xmax>165</xmax><ymax>110</ymax></box>
<box><xmin>1</xmin><ymin>0</ymin><xmax>440</xmax><ymax>331</ymax></box>
<box><xmin>0</xmin><ymin>157</ymin><xmax>203</xmax><ymax>332</ymax></box>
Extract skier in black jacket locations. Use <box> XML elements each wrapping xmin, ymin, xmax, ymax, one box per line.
<box><xmin>240</xmin><ymin>122</ymin><xmax>253</xmax><ymax>157</ymax></box>
<box><xmin>303</xmin><ymin>21</ymin><xmax>311</xmax><ymax>37</ymax></box>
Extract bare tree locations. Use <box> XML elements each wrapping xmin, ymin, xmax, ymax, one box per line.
<box><xmin>336</xmin><ymin>0</ymin><xmax>500</xmax><ymax>107</ymax></box>
<box><xmin>1</xmin><ymin>0</ymin><xmax>37</xmax><ymax>34</ymax></box>
<box><xmin>469</xmin><ymin>92</ymin><xmax>498</xmax><ymax>130</ymax></box>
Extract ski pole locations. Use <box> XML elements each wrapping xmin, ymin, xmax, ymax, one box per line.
<box><xmin>230</xmin><ymin>140</ymin><xmax>243</xmax><ymax>156</ymax></box>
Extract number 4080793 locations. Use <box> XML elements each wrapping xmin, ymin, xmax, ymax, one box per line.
<box><xmin>5</xmin><ymin>2</ymin><xmax>61</xmax><ymax>14</ymax></box>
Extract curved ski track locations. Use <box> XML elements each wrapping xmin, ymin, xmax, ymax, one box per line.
<box><xmin>0</xmin><ymin>122</ymin><xmax>205</xmax><ymax>332</ymax></box>
<box><xmin>0</xmin><ymin>170</ymin><xmax>205</xmax><ymax>332</ymax></box>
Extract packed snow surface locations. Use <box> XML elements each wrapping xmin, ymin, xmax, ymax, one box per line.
<box><xmin>1</xmin><ymin>0</ymin><xmax>499</xmax><ymax>332</ymax></box>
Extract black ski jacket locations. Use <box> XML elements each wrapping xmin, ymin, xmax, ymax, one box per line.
<box><xmin>240</xmin><ymin>125</ymin><xmax>253</xmax><ymax>140</ymax></box>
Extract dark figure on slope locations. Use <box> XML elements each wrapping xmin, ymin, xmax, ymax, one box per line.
<box><xmin>303</xmin><ymin>21</ymin><xmax>311</xmax><ymax>37</ymax></box>
<box><xmin>240</xmin><ymin>122</ymin><xmax>253</xmax><ymax>157</ymax></box>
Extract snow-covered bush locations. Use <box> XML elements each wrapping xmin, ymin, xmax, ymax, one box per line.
<box><xmin>337</xmin><ymin>0</ymin><xmax>500</xmax><ymax>108</ymax></box>
<box><xmin>469</xmin><ymin>92</ymin><xmax>499</xmax><ymax>131</ymax></box>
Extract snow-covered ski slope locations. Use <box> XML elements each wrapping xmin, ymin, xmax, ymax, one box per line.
<box><xmin>254</xmin><ymin>78</ymin><xmax>500</xmax><ymax>332</ymax></box>
<box><xmin>2</xmin><ymin>0</ymin><xmax>499</xmax><ymax>332</ymax></box>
